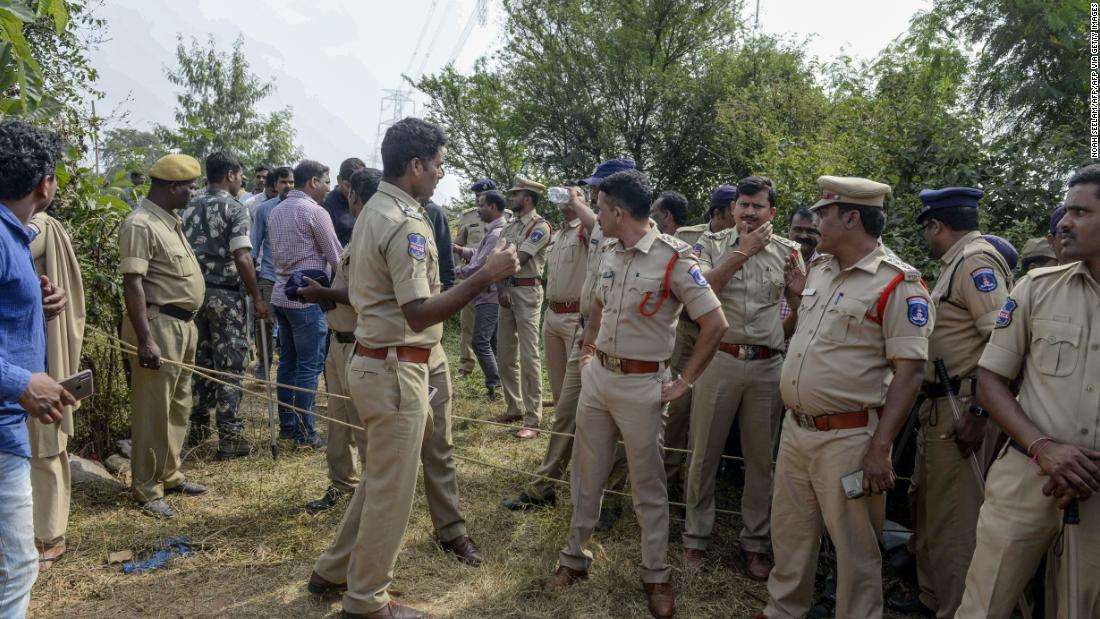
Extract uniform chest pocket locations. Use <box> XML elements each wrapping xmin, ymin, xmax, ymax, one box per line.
<box><xmin>761</xmin><ymin>267</ymin><xmax>785</xmax><ymax>303</ymax></box>
<box><xmin>168</xmin><ymin>246</ymin><xmax>197</xmax><ymax>277</ymax></box>
<box><xmin>1031</xmin><ymin>319</ymin><xmax>1082</xmax><ymax>377</ymax></box>
<box><xmin>820</xmin><ymin>296</ymin><xmax>867</xmax><ymax>343</ymax></box>
<box><xmin>630</xmin><ymin>275</ymin><xmax>666</xmax><ymax>315</ymax></box>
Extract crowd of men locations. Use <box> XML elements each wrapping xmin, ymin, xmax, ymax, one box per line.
<box><xmin>0</xmin><ymin>113</ymin><xmax>1097</xmax><ymax>619</ymax></box>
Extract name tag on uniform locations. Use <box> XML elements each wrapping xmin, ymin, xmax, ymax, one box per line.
<box><xmin>801</xmin><ymin>288</ymin><xmax>816</xmax><ymax>296</ymax></box>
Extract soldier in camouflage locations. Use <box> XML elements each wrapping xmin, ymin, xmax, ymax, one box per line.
<box><xmin>182</xmin><ymin>151</ymin><xmax>269</xmax><ymax>459</ymax></box>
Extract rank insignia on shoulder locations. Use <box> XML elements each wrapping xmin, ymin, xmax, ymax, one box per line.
<box><xmin>971</xmin><ymin>267</ymin><xmax>997</xmax><ymax>292</ymax></box>
<box><xmin>995</xmin><ymin>297</ymin><xmax>1016</xmax><ymax>329</ymax></box>
<box><xmin>407</xmin><ymin>233</ymin><xmax>427</xmax><ymax>260</ymax></box>
<box><xmin>904</xmin><ymin>270</ymin><xmax>920</xmax><ymax>282</ymax></box>
<box><xmin>907</xmin><ymin>296</ymin><xmax>929</xmax><ymax>327</ymax></box>
<box><xmin>688</xmin><ymin>263</ymin><xmax>709</xmax><ymax>287</ymax></box>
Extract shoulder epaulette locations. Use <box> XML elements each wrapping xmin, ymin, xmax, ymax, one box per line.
<box><xmin>702</xmin><ymin>228</ymin><xmax>732</xmax><ymax>241</ymax></box>
<box><xmin>810</xmin><ymin>253</ymin><xmax>831</xmax><ymax>266</ymax></box>
<box><xmin>1029</xmin><ymin>262</ymin><xmax>1077</xmax><ymax>279</ymax></box>
<box><xmin>657</xmin><ymin>233</ymin><xmax>693</xmax><ymax>256</ymax></box>
<box><xmin>881</xmin><ymin>252</ymin><xmax>921</xmax><ymax>282</ymax></box>
<box><xmin>675</xmin><ymin>223</ymin><xmax>708</xmax><ymax>234</ymax></box>
<box><xmin>401</xmin><ymin>205</ymin><xmax>424</xmax><ymax>221</ymax></box>
<box><xmin>771</xmin><ymin>235</ymin><xmax>800</xmax><ymax>250</ymax></box>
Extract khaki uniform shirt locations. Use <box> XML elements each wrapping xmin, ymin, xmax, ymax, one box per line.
<box><xmin>675</xmin><ymin>223</ymin><xmax>710</xmax><ymax>256</ymax></box>
<box><xmin>781</xmin><ymin>244</ymin><xmax>934</xmax><ymax>416</ymax></box>
<box><xmin>454</xmin><ymin>208</ymin><xmax>483</xmax><ymax>270</ymax></box>
<box><xmin>580</xmin><ymin>224</ymin><xmax>610</xmax><ymax>318</ymax></box>
<box><xmin>348</xmin><ymin>181</ymin><xmax>441</xmax><ymax>348</ymax></box>
<box><xmin>502</xmin><ymin>210</ymin><xmax>551</xmax><ymax>279</ymax></box>
<box><xmin>545</xmin><ymin>218</ymin><xmax>589</xmax><ymax>303</ymax></box>
<box><xmin>698</xmin><ymin>229</ymin><xmax>803</xmax><ymax>350</ymax></box>
<box><xmin>979</xmin><ymin>262</ymin><xmax>1100</xmax><ymax>449</ymax></box>
<box><xmin>594</xmin><ymin>226</ymin><xmax>721</xmax><ymax>361</ymax></box>
<box><xmin>119</xmin><ymin>198</ymin><xmax>205</xmax><ymax>312</ymax></box>
<box><xmin>926</xmin><ymin>231</ymin><xmax>1013</xmax><ymax>382</ymax></box>
<box><xmin>326</xmin><ymin>245</ymin><xmax>358</xmax><ymax>334</ymax></box>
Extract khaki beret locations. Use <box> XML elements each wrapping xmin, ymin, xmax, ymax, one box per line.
<box><xmin>506</xmin><ymin>175</ymin><xmax>546</xmax><ymax>194</ymax></box>
<box><xmin>810</xmin><ymin>175</ymin><xmax>891</xmax><ymax>210</ymax></box>
<box><xmin>148</xmin><ymin>154</ymin><xmax>201</xmax><ymax>182</ymax></box>
<box><xmin>1021</xmin><ymin>237</ymin><xmax>1056</xmax><ymax>261</ymax></box>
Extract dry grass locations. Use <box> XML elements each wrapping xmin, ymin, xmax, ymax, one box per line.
<box><xmin>28</xmin><ymin>333</ymin><xmax>904</xmax><ymax>618</ymax></box>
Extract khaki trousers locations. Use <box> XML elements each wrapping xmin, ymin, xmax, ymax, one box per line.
<box><xmin>498</xmin><ymin>285</ymin><xmax>544</xmax><ymax>426</ymax></box>
<box><xmin>765</xmin><ymin>412</ymin><xmax>885</xmax><ymax>619</ymax></box>
<box><xmin>956</xmin><ymin>446</ymin><xmax>1100</xmax><ymax>619</ymax></box>
<box><xmin>528</xmin><ymin>330</ymin><xmax>628</xmax><ymax>504</ymax></box>
<box><xmin>325</xmin><ymin>336</ymin><xmax>367</xmax><ymax>493</ymax></box>
<box><xmin>541</xmin><ymin>308</ymin><xmax>579</xmax><ymax>403</ymax></box>
<box><xmin>122</xmin><ymin>310</ymin><xmax>196</xmax><ymax>502</ymax></box>
<box><xmin>911</xmin><ymin>394</ymin><xmax>1000</xmax><ymax>618</ymax></box>
<box><xmin>315</xmin><ymin>346</ymin><xmax>466</xmax><ymax>614</ymax></box>
<box><xmin>559</xmin><ymin>360</ymin><xmax>671</xmax><ymax>583</ymax></box>
<box><xmin>29</xmin><ymin>448</ymin><xmax>69</xmax><ymax>546</ymax></box>
<box><xmin>663</xmin><ymin>320</ymin><xmax>697</xmax><ymax>486</ymax></box>
<box><xmin>684</xmin><ymin>352</ymin><xmax>779</xmax><ymax>553</ymax></box>
<box><xmin>458</xmin><ymin>300</ymin><xmax>476</xmax><ymax>373</ymax></box>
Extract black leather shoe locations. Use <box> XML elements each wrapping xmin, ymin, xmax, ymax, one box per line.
<box><xmin>502</xmin><ymin>491</ymin><xmax>556</xmax><ymax>511</ymax></box>
<box><xmin>595</xmin><ymin>505</ymin><xmax>622</xmax><ymax>532</ymax></box>
<box><xmin>886</xmin><ymin>595</ymin><xmax>935</xmax><ymax>616</ymax></box>
<box><xmin>140</xmin><ymin>498</ymin><xmax>175</xmax><ymax>519</ymax></box>
<box><xmin>306</xmin><ymin>486</ymin><xmax>344</xmax><ymax>514</ymax></box>
<box><xmin>217</xmin><ymin>434</ymin><xmax>253</xmax><ymax>460</ymax></box>
<box><xmin>165</xmin><ymin>481</ymin><xmax>208</xmax><ymax>496</ymax></box>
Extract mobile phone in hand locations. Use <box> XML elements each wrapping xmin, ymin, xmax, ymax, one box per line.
<box><xmin>58</xmin><ymin>369</ymin><xmax>94</xmax><ymax>402</ymax></box>
<box><xmin>841</xmin><ymin>469</ymin><xmax>865</xmax><ymax>499</ymax></box>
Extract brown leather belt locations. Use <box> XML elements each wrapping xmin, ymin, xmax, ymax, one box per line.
<box><xmin>510</xmin><ymin>277</ymin><xmax>542</xmax><ymax>286</ymax></box>
<box><xmin>596</xmin><ymin>349</ymin><xmax>667</xmax><ymax>375</ymax></box>
<box><xmin>790</xmin><ymin>409</ymin><xmax>877</xmax><ymax>431</ymax></box>
<box><xmin>549</xmin><ymin>301</ymin><xmax>580</xmax><ymax>314</ymax></box>
<box><xmin>718</xmin><ymin>342</ymin><xmax>778</xmax><ymax>360</ymax></box>
<box><xmin>354</xmin><ymin>342</ymin><xmax>431</xmax><ymax>364</ymax></box>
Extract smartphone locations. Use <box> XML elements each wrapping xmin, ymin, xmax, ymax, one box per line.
<box><xmin>841</xmin><ymin>469</ymin><xmax>865</xmax><ymax>499</ymax></box>
<box><xmin>59</xmin><ymin>369</ymin><xmax>94</xmax><ymax>402</ymax></box>
<box><xmin>428</xmin><ymin>385</ymin><xmax>439</xmax><ymax>402</ymax></box>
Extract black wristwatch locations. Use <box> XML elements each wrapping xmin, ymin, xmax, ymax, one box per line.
<box><xmin>969</xmin><ymin>405</ymin><xmax>989</xmax><ymax>419</ymax></box>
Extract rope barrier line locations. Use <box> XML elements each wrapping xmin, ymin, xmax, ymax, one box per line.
<box><xmin>87</xmin><ymin>325</ymin><xmax>353</xmax><ymax>401</ymax></box>
<box><xmin>452</xmin><ymin>452</ymin><xmax>743</xmax><ymax>517</ymax></box>
<box><xmin>88</xmin><ymin>328</ymin><xmax>912</xmax><ymax>482</ymax></box>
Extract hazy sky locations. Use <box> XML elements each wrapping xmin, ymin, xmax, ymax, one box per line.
<box><xmin>87</xmin><ymin>0</ymin><xmax>930</xmax><ymax>205</ymax></box>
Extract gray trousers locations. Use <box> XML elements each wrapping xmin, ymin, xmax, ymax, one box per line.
<box><xmin>472</xmin><ymin>303</ymin><xmax>500</xmax><ymax>387</ymax></box>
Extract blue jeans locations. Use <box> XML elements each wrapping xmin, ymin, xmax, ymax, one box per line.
<box><xmin>0</xmin><ymin>451</ymin><xmax>36</xmax><ymax>617</ymax></box>
<box><xmin>274</xmin><ymin>305</ymin><xmax>327</xmax><ymax>443</ymax></box>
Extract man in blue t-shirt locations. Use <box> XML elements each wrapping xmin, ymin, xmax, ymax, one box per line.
<box><xmin>0</xmin><ymin>120</ymin><xmax>74</xmax><ymax>617</ymax></box>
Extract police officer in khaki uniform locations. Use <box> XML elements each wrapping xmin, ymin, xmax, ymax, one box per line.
<box><xmin>299</xmin><ymin>168</ymin><xmax>381</xmax><ymax>513</ymax></box>
<box><xmin>887</xmin><ymin>188</ymin><xmax>1012</xmax><ymax>618</ymax></box>
<box><xmin>545</xmin><ymin>170</ymin><xmax>727</xmax><ymax>619</ymax></box>
<box><xmin>308</xmin><ymin>118</ymin><xmax>518</xmax><ymax>619</ymax></box>
<box><xmin>683</xmin><ymin>177</ymin><xmax>802</xmax><ymax>580</ymax></box>
<box><xmin>453</xmin><ymin>178</ymin><xmax>497</xmax><ymax>378</ymax></box>
<box><xmin>1021</xmin><ymin>236</ymin><xmax>1059</xmax><ymax>271</ymax></box>
<box><xmin>500</xmin><ymin>159</ymin><xmax>632</xmax><ymax>526</ymax></box>
<box><xmin>956</xmin><ymin>164</ymin><xmax>1100</xmax><ymax>619</ymax></box>
<box><xmin>119</xmin><ymin>154</ymin><xmax>209</xmax><ymax>519</ymax></box>
<box><xmin>662</xmin><ymin>186</ymin><xmax>740</xmax><ymax>485</ymax></box>
<box><xmin>494</xmin><ymin>177</ymin><xmax>552</xmax><ymax>436</ymax></box>
<box><xmin>759</xmin><ymin>176</ymin><xmax>933</xmax><ymax>619</ymax></box>
<box><xmin>541</xmin><ymin>188</ymin><xmax>587</xmax><ymax>412</ymax></box>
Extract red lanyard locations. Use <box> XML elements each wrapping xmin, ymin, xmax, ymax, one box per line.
<box><xmin>639</xmin><ymin>253</ymin><xmax>680</xmax><ymax>317</ymax></box>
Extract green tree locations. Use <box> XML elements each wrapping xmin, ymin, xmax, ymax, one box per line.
<box><xmin>101</xmin><ymin>127</ymin><xmax>165</xmax><ymax>176</ymax></box>
<box><xmin>158</xmin><ymin>35</ymin><xmax>302</xmax><ymax>171</ymax></box>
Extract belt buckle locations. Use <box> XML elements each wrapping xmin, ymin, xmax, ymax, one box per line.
<box><xmin>738</xmin><ymin>345</ymin><xmax>754</xmax><ymax>360</ymax></box>
<box><xmin>604</xmin><ymin>355</ymin><xmax>622</xmax><ymax>373</ymax></box>
<box><xmin>794</xmin><ymin>411</ymin><xmax>816</xmax><ymax>430</ymax></box>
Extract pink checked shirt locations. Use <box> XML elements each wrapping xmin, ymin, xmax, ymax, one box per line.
<box><xmin>267</xmin><ymin>190</ymin><xmax>342</xmax><ymax>309</ymax></box>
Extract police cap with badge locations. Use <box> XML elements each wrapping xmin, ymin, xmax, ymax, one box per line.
<box><xmin>914</xmin><ymin>186</ymin><xmax>984</xmax><ymax>224</ymax></box>
<box><xmin>580</xmin><ymin>158</ymin><xmax>636</xmax><ymax>187</ymax></box>
<box><xmin>469</xmin><ymin>178</ymin><xmax>497</xmax><ymax>193</ymax></box>
<box><xmin>148</xmin><ymin>154</ymin><xmax>202</xmax><ymax>182</ymax></box>
<box><xmin>810</xmin><ymin>175</ymin><xmax>891</xmax><ymax>210</ymax></box>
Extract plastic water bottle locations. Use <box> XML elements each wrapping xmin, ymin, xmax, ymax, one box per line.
<box><xmin>548</xmin><ymin>186</ymin><xmax>570</xmax><ymax>204</ymax></box>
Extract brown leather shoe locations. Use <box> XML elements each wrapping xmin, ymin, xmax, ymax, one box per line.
<box><xmin>544</xmin><ymin>564</ymin><xmax>588</xmax><ymax>592</ymax></box>
<box><xmin>742</xmin><ymin>550</ymin><xmax>772</xmax><ymax>581</ymax></box>
<box><xmin>490</xmin><ymin>412</ymin><xmax>522</xmax><ymax>424</ymax></box>
<box><xmin>682</xmin><ymin>548</ymin><xmax>706</xmax><ymax>570</ymax></box>
<box><xmin>307</xmin><ymin>570</ymin><xmax>347</xmax><ymax>596</ymax></box>
<box><xmin>643</xmin><ymin>581</ymin><xmax>676</xmax><ymax>618</ymax></box>
<box><xmin>515</xmin><ymin>426</ymin><xmax>539</xmax><ymax>439</ymax></box>
<box><xmin>342</xmin><ymin>601</ymin><xmax>425</xmax><ymax>619</ymax></box>
<box><xmin>439</xmin><ymin>535</ymin><xmax>483</xmax><ymax>567</ymax></box>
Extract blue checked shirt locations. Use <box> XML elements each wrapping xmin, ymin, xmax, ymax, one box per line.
<box><xmin>0</xmin><ymin>204</ymin><xmax>46</xmax><ymax>458</ymax></box>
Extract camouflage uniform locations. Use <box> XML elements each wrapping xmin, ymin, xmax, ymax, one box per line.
<box><xmin>182</xmin><ymin>188</ymin><xmax>252</xmax><ymax>438</ymax></box>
